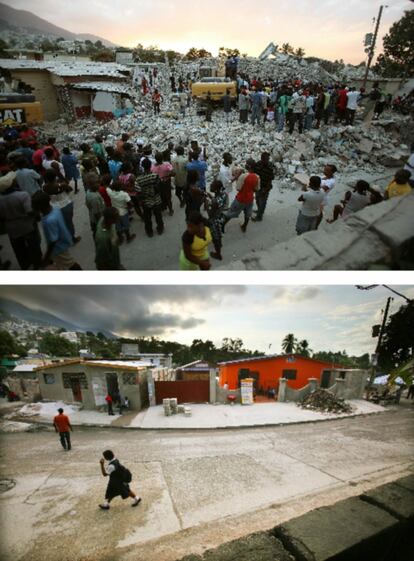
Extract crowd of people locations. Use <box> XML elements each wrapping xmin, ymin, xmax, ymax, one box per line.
<box><xmin>0</xmin><ymin>79</ymin><xmax>412</xmax><ymax>271</ymax></box>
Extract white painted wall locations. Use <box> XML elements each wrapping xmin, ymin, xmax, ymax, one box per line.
<box><xmin>92</xmin><ymin>91</ymin><xmax>117</xmax><ymax>112</ymax></box>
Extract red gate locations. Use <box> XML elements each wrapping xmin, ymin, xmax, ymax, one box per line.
<box><xmin>155</xmin><ymin>380</ymin><xmax>210</xmax><ymax>404</ymax></box>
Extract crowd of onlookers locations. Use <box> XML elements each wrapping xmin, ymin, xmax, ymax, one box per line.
<box><xmin>0</xmin><ymin>88</ymin><xmax>412</xmax><ymax>271</ymax></box>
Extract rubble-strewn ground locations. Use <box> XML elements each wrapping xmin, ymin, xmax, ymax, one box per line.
<box><xmin>1</xmin><ymin>96</ymin><xmax>411</xmax><ymax>270</ymax></box>
<box><xmin>0</xmin><ymin>403</ymin><xmax>412</xmax><ymax>561</ymax></box>
<box><xmin>299</xmin><ymin>389</ymin><xmax>353</xmax><ymax>414</ymax></box>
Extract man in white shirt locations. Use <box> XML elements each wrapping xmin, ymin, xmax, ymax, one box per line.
<box><xmin>296</xmin><ymin>176</ymin><xmax>325</xmax><ymax>235</ymax></box>
<box><xmin>218</xmin><ymin>152</ymin><xmax>236</xmax><ymax>195</ymax></box>
<box><xmin>346</xmin><ymin>87</ymin><xmax>360</xmax><ymax>125</ymax></box>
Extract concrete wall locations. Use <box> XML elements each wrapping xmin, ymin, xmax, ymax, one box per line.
<box><xmin>222</xmin><ymin>193</ymin><xmax>414</xmax><ymax>271</ymax></box>
<box><xmin>92</xmin><ymin>91</ymin><xmax>117</xmax><ymax>113</ymax></box>
<box><xmin>10</xmin><ymin>70</ymin><xmax>60</xmax><ymax>121</ymax></box>
<box><xmin>5</xmin><ymin>375</ymin><xmax>41</xmax><ymax>402</ymax></box>
<box><xmin>350</xmin><ymin>78</ymin><xmax>404</xmax><ymax>96</ymax></box>
<box><xmin>37</xmin><ymin>363</ymin><xmax>149</xmax><ymax>411</ymax></box>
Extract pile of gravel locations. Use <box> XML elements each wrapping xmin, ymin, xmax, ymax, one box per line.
<box><xmin>299</xmin><ymin>389</ymin><xmax>353</xmax><ymax>414</ymax></box>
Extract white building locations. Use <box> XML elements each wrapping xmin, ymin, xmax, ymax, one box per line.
<box><xmin>60</xmin><ymin>332</ymin><xmax>79</xmax><ymax>344</ymax></box>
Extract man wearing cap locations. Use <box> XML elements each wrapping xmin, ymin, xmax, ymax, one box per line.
<box><xmin>0</xmin><ymin>170</ymin><xmax>42</xmax><ymax>270</ymax></box>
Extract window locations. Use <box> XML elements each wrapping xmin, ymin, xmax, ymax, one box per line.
<box><xmin>122</xmin><ymin>372</ymin><xmax>139</xmax><ymax>385</ymax></box>
<box><xmin>44</xmin><ymin>373</ymin><xmax>55</xmax><ymax>384</ymax></box>
<box><xmin>282</xmin><ymin>369</ymin><xmax>297</xmax><ymax>380</ymax></box>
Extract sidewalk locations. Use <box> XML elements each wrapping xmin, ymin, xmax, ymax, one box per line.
<box><xmin>125</xmin><ymin>400</ymin><xmax>386</xmax><ymax>429</ymax></box>
<box><xmin>1</xmin><ymin>398</ymin><xmax>386</xmax><ymax>432</ymax></box>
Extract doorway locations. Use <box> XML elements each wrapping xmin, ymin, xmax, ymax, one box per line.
<box><xmin>71</xmin><ymin>378</ymin><xmax>82</xmax><ymax>402</ymax></box>
<box><xmin>321</xmin><ymin>370</ymin><xmax>331</xmax><ymax>389</ymax></box>
<box><xmin>106</xmin><ymin>373</ymin><xmax>120</xmax><ymax>399</ymax></box>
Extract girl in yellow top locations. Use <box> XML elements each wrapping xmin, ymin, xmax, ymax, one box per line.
<box><xmin>385</xmin><ymin>170</ymin><xmax>412</xmax><ymax>199</ymax></box>
<box><xmin>180</xmin><ymin>211</ymin><xmax>212</xmax><ymax>271</ymax></box>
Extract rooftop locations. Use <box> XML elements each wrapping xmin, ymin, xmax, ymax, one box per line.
<box><xmin>0</xmin><ymin>59</ymin><xmax>130</xmax><ymax>78</ymax></box>
<box><xmin>218</xmin><ymin>354</ymin><xmax>345</xmax><ymax>367</ymax></box>
<box><xmin>71</xmin><ymin>81</ymin><xmax>134</xmax><ymax>95</ymax></box>
<box><xmin>35</xmin><ymin>359</ymin><xmax>153</xmax><ymax>372</ymax></box>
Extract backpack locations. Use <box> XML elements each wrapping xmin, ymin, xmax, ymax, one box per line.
<box><xmin>112</xmin><ymin>460</ymin><xmax>132</xmax><ymax>483</ymax></box>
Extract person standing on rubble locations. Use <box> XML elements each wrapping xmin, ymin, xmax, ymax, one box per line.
<box><xmin>250</xmin><ymin>88</ymin><xmax>263</xmax><ymax>126</ymax></box>
<box><xmin>289</xmin><ymin>91</ymin><xmax>306</xmax><ymax>134</ymax></box>
<box><xmin>222</xmin><ymin>89</ymin><xmax>232</xmax><ymax>123</ymax></box>
<box><xmin>239</xmin><ymin>87</ymin><xmax>249</xmax><ymax>123</ymax></box>
<box><xmin>277</xmin><ymin>88</ymin><xmax>291</xmax><ymax>132</ymax></box>
<box><xmin>345</xmin><ymin>87</ymin><xmax>360</xmax><ymax>126</ymax></box>
<box><xmin>152</xmin><ymin>89</ymin><xmax>162</xmax><ymax>115</ymax></box>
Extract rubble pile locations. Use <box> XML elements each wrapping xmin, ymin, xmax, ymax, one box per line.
<box><xmin>238</xmin><ymin>55</ymin><xmax>335</xmax><ymax>83</ymax></box>
<box><xmin>39</xmin><ymin>102</ymin><xmax>410</xmax><ymax>189</ymax></box>
<box><xmin>299</xmin><ymin>389</ymin><xmax>353</xmax><ymax>414</ymax></box>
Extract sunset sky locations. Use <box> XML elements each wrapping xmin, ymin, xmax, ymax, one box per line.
<box><xmin>6</xmin><ymin>0</ymin><xmax>413</xmax><ymax>64</ymax></box>
<box><xmin>1</xmin><ymin>285</ymin><xmax>413</xmax><ymax>356</ymax></box>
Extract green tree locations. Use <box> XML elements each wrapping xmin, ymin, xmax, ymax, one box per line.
<box><xmin>295</xmin><ymin>339</ymin><xmax>312</xmax><ymax>357</ymax></box>
<box><xmin>281</xmin><ymin>334</ymin><xmax>297</xmax><ymax>354</ymax></box>
<box><xmin>38</xmin><ymin>333</ymin><xmax>77</xmax><ymax>357</ymax></box>
<box><xmin>94</xmin><ymin>40</ymin><xmax>103</xmax><ymax>49</ymax></box>
<box><xmin>219</xmin><ymin>47</ymin><xmax>240</xmax><ymax>58</ymax></box>
<box><xmin>91</xmin><ymin>51</ymin><xmax>115</xmax><ymax>62</ymax></box>
<box><xmin>184</xmin><ymin>47</ymin><xmax>212</xmax><ymax>60</ymax></box>
<box><xmin>295</xmin><ymin>47</ymin><xmax>306</xmax><ymax>59</ymax></box>
<box><xmin>0</xmin><ymin>330</ymin><xmax>26</xmax><ymax>357</ymax></box>
<box><xmin>378</xmin><ymin>303</ymin><xmax>414</xmax><ymax>370</ymax></box>
<box><xmin>374</xmin><ymin>10</ymin><xmax>414</xmax><ymax>78</ymax></box>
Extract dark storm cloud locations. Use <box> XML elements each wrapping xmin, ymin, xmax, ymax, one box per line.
<box><xmin>0</xmin><ymin>286</ymin><xmax>245</xmax><ymax>336</ymax></box>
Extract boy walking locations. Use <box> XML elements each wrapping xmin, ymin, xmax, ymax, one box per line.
<box><xmin>99</xmin><ymin>450</ymin><xmax>141</xmax><ymax>510</ymax></box>
<box><xmin>53</xmin><ymin>407</ymin><xmax>73</xmax><ymax>451</ymax></box>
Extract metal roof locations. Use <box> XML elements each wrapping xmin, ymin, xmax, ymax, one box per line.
<box><xmin>218</xmin><ymin>354</ymin><xmax>344</xmax><ymax>367</ymax></box>
<box><xmin>0</xmin><ymin>59</ymin><xmax>130</xmax><ymax>78</ymax></box>
<box><xmin>71</xmin><ymin>81</ymin><xmax>134</xmax><ymax>95</ymax></box>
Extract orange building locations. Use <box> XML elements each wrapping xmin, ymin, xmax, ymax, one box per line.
<box><xmin>218</xmin><ymin>355</ymin><xmax>344</xmax><ymax>391</ymax></box>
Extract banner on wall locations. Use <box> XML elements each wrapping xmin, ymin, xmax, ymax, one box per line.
<box><xmin>241</xmin><ymin>378</ymin><xmax>254</xmax><ymax>405</ymax></box>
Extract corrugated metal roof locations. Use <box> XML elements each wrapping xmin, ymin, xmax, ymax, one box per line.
<box><xmin>71</xmin><ymin>81</ymin><xmax>134</xmax><ymax>95</ymax></box>
<box><xmin>0</xmin><ymin>59</ymin><xmax>130</xmax><ymax>78</ymax></box>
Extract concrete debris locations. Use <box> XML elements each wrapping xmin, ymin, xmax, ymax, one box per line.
<box><xmin>299</xmin><ymin>389</ymin><xmax>353</xmax><ymax>414</ymax></box>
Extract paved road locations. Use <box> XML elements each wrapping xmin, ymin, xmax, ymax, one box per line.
<box><xmin>1</xmin><ymin>404</ymin><xmax>413</xmax><ymax>561</ymax></box>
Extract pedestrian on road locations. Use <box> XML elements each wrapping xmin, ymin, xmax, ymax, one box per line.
<box><xmin>53</xmin><ymin>407</ymin><xmax>73</xmax><ymax>451</ymax></box>
<box><xmin>105</xmin><ymin>394</ymin><xmax>114</xmax><ymax>415</ymax></box>
<box><xmin>99</xmin><ymin>450</ymin><xmax>141</xmax><ymax>510</ymax></box>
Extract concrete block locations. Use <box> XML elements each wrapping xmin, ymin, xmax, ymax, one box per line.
<box><xmin>203</xmin><ymin>532</ymin><xmax>293</xmax><ymax>561</ymax></box>
<box><xmin>394</xmin><ymin>474</ymin><xmax>414</xmax><ymax>493</ymax></box>
<box><xmin>320</xmin><ymin>230</ymin><xmax>391</xmax><ymax>270</ymax></box>
<box><xmin>358</xmin><ymin>139</ymin><xmax>374</xmax><ymax>154</ymax></box>
<box><xmin>362</xmin><ymin>482</ymin><xmax>414</xmax><ymax>521</ymax></box>
<box><xmin>293</xmin><ymin>173</ymin><xmax>310</xmax><ymax>186</ymax></box>
<box><xmin>369</xmin><ymin>193</ymin><xmax>414</xmax><ymax>249</ymax></box>
<box><xmin>276</xmin><ymin>496</ymin><xmax>398</xmax><ymax>561</ymax></box>
<box><xmin>259</xmin><ymin>237</ymin><xmax>322</xmax><ymax>270</ymax></box>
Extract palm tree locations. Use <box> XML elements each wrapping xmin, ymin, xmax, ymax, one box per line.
<box><xmin>296</xmin><ymin>339</ymin><xmax>312</xmax><ymax>358</ymax></box>
<box><xmin>282</xmin><ymin>333</ymin><xmax>297</xmax><ymax>354</ymax></box>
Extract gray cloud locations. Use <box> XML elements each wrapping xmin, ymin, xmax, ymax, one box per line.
<box><xmin>0</xmin><ymin>286</ymin><xmax>244</xmax><ymax>337</ymax></box>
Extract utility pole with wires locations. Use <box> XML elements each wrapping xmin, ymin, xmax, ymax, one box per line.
<box><xmin>362</xmin><ymin>4</ymin><xmax>388</xmax><ymax>90</ymax></box>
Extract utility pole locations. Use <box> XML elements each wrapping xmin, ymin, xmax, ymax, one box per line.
<box><xmin>363</xmin><ymin>5</ymin><xmax>386</xmax><ymax>90</ymax></box>
<box><xmin>369</xmin><ymin>296</ymin><xmax>393</xmax><ymax>386</ymax></box>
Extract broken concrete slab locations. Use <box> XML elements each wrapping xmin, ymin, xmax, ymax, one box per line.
<box><xmin>369</xmin><ymin>193</ymin><xmax>414</xmax><ymax>250</ymax></box>
<box><xmin>394</xmin><ymin>474</ymin><xmax>414</xmax><ymax>493</ymax></box>
<box><xmin>293</xmin><ymin>173</ymin><xmax>309</xmax><ymax>186</ymax></box>
<box><xmin>362</xmin><ymin>482</ymin><xmax>414</xmax><ymax>521</ymax></box>
<box><xmin>276</xmin><ymin>496</ymin><xmax>398</xmax><ymax>561</ymax></box>
<box><xmin>358</xmin><ymin>139</ymin><xmax>374</xmax><ymax>154</ymax></box>
<box><xmin>381</xmin><ymin>152</ymin><xmax>408</xmax><ymax>167</ymax></box>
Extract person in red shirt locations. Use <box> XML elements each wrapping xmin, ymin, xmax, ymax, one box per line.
<box><xmin>53</xmin><ymin>408</ymin><xmax>73</xmax><ymax>450</ymax></box>
<box><xmin>98</xmin><ymin>174</ymin><xmax>113</xmax><ymax>208</ymax></box>
<box><xmin>223</xmin><ymin>159</ymin><xmax>260</xmax><ymax>233</ymax></box>
<box><xmin>19</xmin><ymin>125</ymin><xmax>38</xmax><ymax>147</ymax></box>
<box><xmin>152</xmin><ymin>89</ymin><xmax>162</xmax><ymax>115</ymax></box>
<box><xmin>32</xmin><ymin>144</ymin><xmax>45</xmax><ymax>174</ymax></box>
<box><xmin>105</xmin><ymin>394</ymin><xmax>114</xmax><ymax>415</ymax></box>
<box><xmin>44</xmin><ymin>137</ymin><xmax>60</xmax><ymax>161</ymax></box>
<box><xmin>335</xmin><ymin>86</ymin><xmax>348</xmax><ymax>124</ymax></box>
